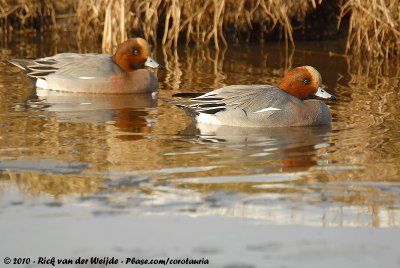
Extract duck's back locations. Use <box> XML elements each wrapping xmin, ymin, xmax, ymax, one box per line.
<box><xmin>45</xmin><ymin>53</ymin><xmax>120</xmax><ymax>78</ymax></box>
<box><xmin>210</xmin><ymin>85</ymin><xmax>301</xmax><ymax>127</ymax></box>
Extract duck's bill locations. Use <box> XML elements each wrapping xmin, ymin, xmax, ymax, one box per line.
<box><xmin>315</xmin><ymin>87</ymin><xmax>336</xmax><ymax>100</ymax></box>
<box><xmin>145</xmin><ymin>57</ymin><xmax>163</xmax><ymax>69</ymax></box>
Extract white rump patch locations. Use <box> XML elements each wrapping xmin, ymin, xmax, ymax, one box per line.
<box><xmin>254</xmin><ymin>107</ymin><xmax>281</xmax><ymax>113</ymax></box>
<box><xmin>78</xmin><ymin>76</ymin><xmax>95</xmax><ymax>79</ymax></box>
<box><xmin>36</xmin><ymin>78</ymin><xmax>48</xmax><ymax>89</ymax></box>
<box><xmin>197</xmin><ymin>113</ymin><xmax>221</xmax><ymax>125</ymax></box>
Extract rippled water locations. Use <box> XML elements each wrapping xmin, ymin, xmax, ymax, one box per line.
<box><xmin>1</xmin><ymin>38</ymin><xmax>400</xmax><ymax>226</ymax></box>
<box><xmin>0</xmin><ymin>36</ymin><xmax>400</xmax><ymax>266</ymax></box>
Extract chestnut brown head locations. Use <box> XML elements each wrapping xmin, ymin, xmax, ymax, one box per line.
<box><xmin>278</xmin><ymin>66</ymin><xmax>335</xmax><ymax>100</ymax></box>
<box><xmin>112</xmin><ymin>38</ymin><xmax>161</xmax><ymax>72</ymax></box>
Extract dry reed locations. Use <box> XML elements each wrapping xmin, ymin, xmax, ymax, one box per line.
<box><xmin>1</xmin><ymin>0</ymin><xmax>399</xmax><ymax>57</ymax></box>
<box><xmin>0</xmin><ymin>0</ymin><xmax>58</xmax><ymax>33</ymax></box>
<box><xmin>338</xmin><ymin>0</ymin><xmax>400</xmax><ymax>58</ymax></box>
<box><xmin>1</xmin><ymin>0</ymin><xmax>317</xmax><ymax>52</ymax></box>
<box><xmin>75</xmin><ymin>0</ymin><xmax>317</xmax><ymax>52</ymax></box>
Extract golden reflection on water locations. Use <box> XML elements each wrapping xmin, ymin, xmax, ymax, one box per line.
<box><xmin>4</xmin><ymin>171</ymin><xmax>103</xmax><ymax>197</ymax></box>
<box><xmin>0</xmin><ymin>38</ymin><xmax>400</xmax><ymax>227</ymax></box>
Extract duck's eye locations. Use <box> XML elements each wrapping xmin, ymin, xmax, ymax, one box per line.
<box><xmin>303</xmin><ymin>78</ymin><xmax>311</xmax><ymax>84</ymax></box>
<box><xmin>132</xmin><ymin>49</ymin><xmax>140</xmax><ymax>55</ymax></box>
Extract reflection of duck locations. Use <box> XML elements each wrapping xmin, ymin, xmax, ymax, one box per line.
<box><xmin>170</xmin><ymin>66</ymin><xmax>335</xmax><ymax>127</ymax></box>
<box><xmin>32</xmin><ymin>90</ymin><xmax>157</xmax><ymax>126</ymax></box>
<box><xmin>8</xmin><ymin>38</ymin><xmax>162</xmax><ymax>93</ymax></box>
<box><xmin>181</xmin><ymin>122</ymin><xmax>332</xmax><ymax>172</ymax></box>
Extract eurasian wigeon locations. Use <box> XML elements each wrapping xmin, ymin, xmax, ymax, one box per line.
<box><xmin>172</xmin><ymin>66</ymin><xmax>335</xmax><ymax>127</ymax></box>
<box><xmin>8</xmin><ymin>38</ymin><xmax>162</xmax><ymax>94</ymax></box>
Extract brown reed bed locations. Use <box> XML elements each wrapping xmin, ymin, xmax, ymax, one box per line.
<box><xmin>0</xmin><ymin>0</ymin><xmax>60</xmax><ymax>33</ymax></box>
<box><xmin>74</xmin><ymin>0</ymin><xmax>314</xmax><ymax>52</ymax></box>
<box><xmin>0</xmin><ymin>0</ymin><xmax>399</xmax><ymax>58</ymax></box>
<box><xmin>338</xmin><ymin>0</ymin><xmax>400</xmax><ymax>58</ymax></box>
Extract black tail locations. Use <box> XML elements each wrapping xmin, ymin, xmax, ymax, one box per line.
<box><xmin>172</xmin><ymin>92</ymin><xmax>204</xmax><ymax>98</ymax></box>
<box><xmin>159</xmin><ymin>97</ymin><xmax>199</xmax><ymax>117</ymax></box>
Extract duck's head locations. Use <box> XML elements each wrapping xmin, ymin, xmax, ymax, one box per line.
<box><xmin>278</xmin><ymin>66</ymin><xmax>336</xmax><ymax>100</ymax></box>
<box><xmin>112</xmin><ymin>38</ymin><xmax>162</xmax><ymax>72</ymax></box>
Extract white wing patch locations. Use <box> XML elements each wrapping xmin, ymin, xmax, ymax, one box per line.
<box><xmin>78</xmin><ymin>76</ymin><xmax>95</xmax><ymax>79</ymax></box>
<box><xmin>254</xmin><ymin>107</ymin><xmax>281</xmax><ymax>113</ymax></box>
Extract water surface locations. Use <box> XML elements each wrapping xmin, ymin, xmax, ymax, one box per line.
<box><xmin>0</xmin><ymin>37</ymin><xmax>400</xmax><ymax>266</ymax></box>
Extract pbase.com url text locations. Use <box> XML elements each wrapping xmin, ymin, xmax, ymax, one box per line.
<box><xmin>4</xmin><ymin>256</ymin><xmax>209</xmax><ymax>266</ymax></box>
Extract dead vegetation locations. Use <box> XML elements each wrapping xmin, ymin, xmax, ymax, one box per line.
<box><xmin>0</xmin><ymin>0</ymin><xmax>64</xmax><ymax>33</ymax></box>
<box><xmin>74</xmin><ymin>0</ymin><xmax>315</xmax><ymax>52</ymax></box>
<box><xmin>338</xmin><ymin>0</ymin><xmax>400</xmax><ymax>58</ymax></box>
<box><xmin>0</xmin><ymin>0</ymin><xmax>399</xmax><ymax>57</ymax></box>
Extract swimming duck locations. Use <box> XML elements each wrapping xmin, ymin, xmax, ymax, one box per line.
<box><xmin>172</xmin><ymin>66</ymin><xmax>335</xmax><ymax>127</ymax></box>
<box><xmin>8</xmin><ymin>38</ymin><xmax>162</xmax><ymax>94</ymax></box>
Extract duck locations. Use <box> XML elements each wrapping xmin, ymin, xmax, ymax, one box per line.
<box><xmin>8</xmin><ymin>37</ymin><xmax>162</xmax><ymax>94</ymax></box>
<box><xmin>171</xmin><ymin>66</ymin><xmax>336</xmax><ymax>127</ymax></box>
